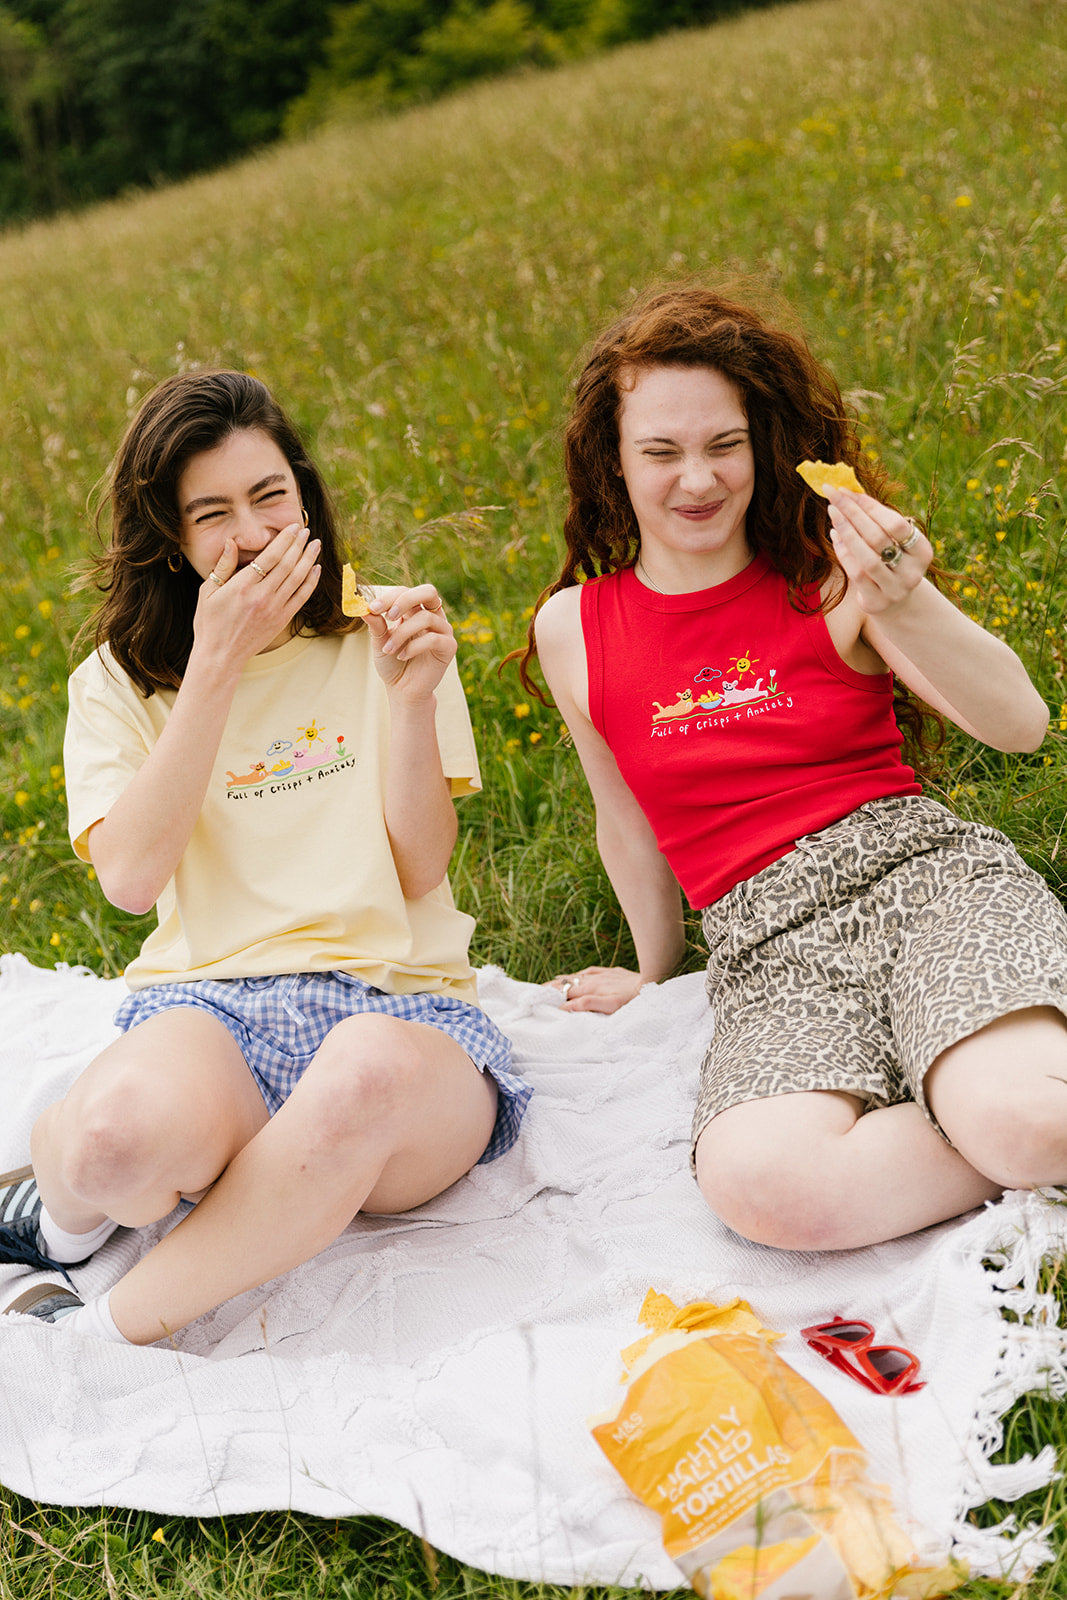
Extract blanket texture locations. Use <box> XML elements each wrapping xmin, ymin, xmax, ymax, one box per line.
<box><xmin>1</xmin><ymin>952</ymin><xmax>1066</xmax><ymax>1587</ymax></box>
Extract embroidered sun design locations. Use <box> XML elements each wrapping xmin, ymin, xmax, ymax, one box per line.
<box><xmin>296</xmin><ymin>719</ymin><xmax>325</xmax><ymax>746</ymax></box>
<box><xmin>728</xmin><ymin>648</ymin><xmax>760</xmax><ymax>680</ymax></box>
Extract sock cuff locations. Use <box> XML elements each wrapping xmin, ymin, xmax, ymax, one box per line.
<box><xmin>38</xmin><ymin>1206</ymin><xmax>119</xmax><ymax>1265</ymax></box>
<box><xmin>69</xmin><ymin>1290</ymin><xmax>130</xmax><ymax>1345</ymax></box>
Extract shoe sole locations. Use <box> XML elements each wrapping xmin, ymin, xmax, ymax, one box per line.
<box><xmin>0</xmin><ymin>1164</ymin><xmax>34</xmax><ymax>1189</ymax></box>
<box><xmin>3</xmin><ymin>1282</ymin><xmax>82</xmax><ymax>1319</ymax></box>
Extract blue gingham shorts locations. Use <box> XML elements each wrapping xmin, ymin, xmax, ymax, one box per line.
<box><xmin>114</xmin><ymin>971</ymin><xmax>529</xmax><ymax>1163</ymax></box>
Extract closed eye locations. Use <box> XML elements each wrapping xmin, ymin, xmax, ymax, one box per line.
<box><xmin>641</xmin><ymin>438</ymin><xmax>747</xmax><ymax>458</ymax></box>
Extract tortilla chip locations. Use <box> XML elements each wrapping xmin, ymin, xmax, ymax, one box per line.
<box><xmin>341</xmin><ymin>563</ymin><xmax>371</xmax><ymax>617</ymax></box>
<box><xmin>796</xmin><ymin>459</ymin><xmax>863</xmax><ymax>496</ymax></box>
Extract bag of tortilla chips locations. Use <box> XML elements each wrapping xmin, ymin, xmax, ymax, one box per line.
<box><xmin>590</xmin><ymin>1291</ymin><xmax>966</xmax><ymax>1600</ymax></box>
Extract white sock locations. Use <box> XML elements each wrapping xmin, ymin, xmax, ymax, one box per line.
<box><xmin>38</xmin><ymin>1206</ymin><xmax>119</xmax><ymax>1264</ymax></box>
<box><xmin>64</xmin><ymin>1291</ymin><xmax>131</xmax><ymax>1345</ymax></box>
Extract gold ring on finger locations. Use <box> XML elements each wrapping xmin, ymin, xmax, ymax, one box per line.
<box><xmin>879</xmin><ymin>543</ymin><xmax>904</xmax><ymax>570</ymax></box>
<box><xmin>900</xmin><ymin>520</ymin><xmax>923</xmax><ymax>551</ymax></box>
<box><xmin>208</xmin><ymin>570</ymin><xmax>225</xmax><ymax>587</ymax></box>
<box><xmin>250</xmin><ymin>560</ymin><xmax>267</xmax><ymax>578</ymax></box>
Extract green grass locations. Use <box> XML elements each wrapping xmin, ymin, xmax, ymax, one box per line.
<box><xmin>1</xmin><ymin>0</ymin><xmax>1066</xmax><ymax>1592</ymax></box>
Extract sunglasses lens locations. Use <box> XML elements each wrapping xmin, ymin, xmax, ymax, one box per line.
<box><xmin>869</xmin><ymin>1348</ymin><xmax>912</xmax><ymax>1380</ymax></box>
<box><xmin>823</xmin><ymin>1323</ymin><xmax>869</xmax><ymax>1344</ymax></box>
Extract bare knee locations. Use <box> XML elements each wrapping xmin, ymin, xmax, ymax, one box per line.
<box><xmin>928</xmin><ymin>1014</ymin><xmax>1067</xmax><ymax>1188</ymax></box>
<box><xmin>41</xmin><ymin>1069</ymin><xmax>167</xmax><ymax>1207</ymax></box>
<box><xmin>695</xmin><ymin>1124</ymin><xmax>857</xmax><ymax>1252</ymax></box>
<box><xmin>944</xmin><ymin>1081</ymin><xmax>1067</xmax><ymax>1188</ymax></box>
<box><xmin>296</xmin><ymin>1014</ymin><xmax>426</xmax><ymax>1147</ymax></box>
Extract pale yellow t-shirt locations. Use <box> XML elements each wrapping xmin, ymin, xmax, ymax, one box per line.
<box><xmin>64</xmin><ymin>630</ymin><xmax>481</xmax><ymax>1000</ymax></box>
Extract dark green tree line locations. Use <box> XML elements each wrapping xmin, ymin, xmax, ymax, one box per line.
<box><xmin>0</xmin><ymin>0</ymin><xmax>779</xmax><ymax>222</ymax></box>
<box><xmin>0</xmin><ymin>0</ymin><xmax>332</xmax><ymax>219</ymax></box>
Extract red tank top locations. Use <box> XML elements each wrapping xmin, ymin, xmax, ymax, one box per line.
<box><xmin>582</xmin><ymin>555</ymin><xmax>921</xmax><ymax>908</ymax></box>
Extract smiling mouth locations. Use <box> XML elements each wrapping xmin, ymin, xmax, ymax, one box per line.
<box><xmin>673</xmin><ymin>501</ymin><xmax>724</xmax><ymax>518</ymax></box>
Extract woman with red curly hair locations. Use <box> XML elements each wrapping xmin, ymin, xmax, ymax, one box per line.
<box><xmin>523</xmin><ymin>284</ymin><xmax>1067</xmax><ymax>1250</ymax></box>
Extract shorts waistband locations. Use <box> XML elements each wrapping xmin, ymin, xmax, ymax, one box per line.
<box><xmin>701</xmin><ymin>795</ymin><xmax>999</xmax><ymax>945</ymax></box>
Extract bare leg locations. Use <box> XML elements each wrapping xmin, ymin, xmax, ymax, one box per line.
<box><xmin>107</xmin><ymin>1012</ymin><xmax>498</xmax><ymax>1345</ymax></box>
<box><xmin>695</xmin><ymin>1006</ymin><xmax>1067</xmax><ymax>1251</ymax></box>
<box><xmin>695</xmin><ymin>1091</ymin><xmax>1001</xmax><ymax>1251</ymax></box>
<box><xmin>924</xmin><ymin>1006</ymin><xmax>1067</xmax><ymax>1186</ymax></box>
<box><xmin>31</xmin><ymin>1009</ymin><xmax>270</xmax><ymax>1233</ymax></box>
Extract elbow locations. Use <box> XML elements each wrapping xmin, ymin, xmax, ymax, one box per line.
<box><xmin>94</xmin><ymin>866</ymin><xmax>159</xmax><ymax>917</ymax></box>
<box><xmin>1002</xmin><ymin>698</ymin><xmax>1050</xmax><ymax>755</ymax></box>
<box><xmin>968</xmin><ymin>686</ymin><xmax>1049</xmax><ymax>755</ymax></box>
<box><xmin>399</xmin><ymin>865</ymin><xmax>448</xmax><ymax>901</ymax></box>
<box><xmin>110</xmin><ymin>887</ymin><xmax>159</xmax><ymax>917</ymax></box>
<box><xmin>1023</xmin><ymin>700</ymin><xmax>1051</xmax><ymax>752</ymax></box>
<box><xmin>394</xmin><ymin>834</ymin><xmax>456</xmax><ymax>902</ymax></box>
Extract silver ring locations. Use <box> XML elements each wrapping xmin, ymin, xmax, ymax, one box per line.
<box><xmin>425</xmin><ymin>597</ymin><xmax>443</xmax><ymax>612</ymax></box>
<box><xmin>880</xmin><ymin>543</ymin><xmax>904</xmax><ymax>570</ymax></box>
<box><xmin>208</xmin><ymin>570</ymin><xmax>224</xmax><ymax>587</ymax></box>
<box><xmin>900</xmin><ymin>520</ymin><xmax>922</xmax><ymax>551</ymax></box>
<box><xmin>250</xmin><ymin>560</ymin><xmax>267</xmax><ymax>579</ymax></box>
<box><xmin>559</xmin><ymin>979</ymin><xmax>573</xmax><ymax>997</ymax></box>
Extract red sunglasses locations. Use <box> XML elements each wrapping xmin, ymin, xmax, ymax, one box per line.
<box><xmin>801</xmin><ymin>1316</ymin><xmax>925</xmax><ymax>1396</ymax></box>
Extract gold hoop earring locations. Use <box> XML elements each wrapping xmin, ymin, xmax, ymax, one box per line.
<box><xmin>302</xmin><ymin>507</ymin><xmax>310</xmax><ymax>529</ymax></box>
<box><xmin>167</xmin><ymin>550</ymin><xmax>182</xmax><ymax>572</ymax></box>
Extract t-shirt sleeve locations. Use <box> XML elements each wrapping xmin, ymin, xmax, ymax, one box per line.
<box><xmin>64</xmin><ymin>652</ymin><xmax>152</xmax><ymax>861</ymax></box>
<box><xmin>433</xmin><ymin>657</ymin><xmax>481</xmax><ymax>799</ymax></box>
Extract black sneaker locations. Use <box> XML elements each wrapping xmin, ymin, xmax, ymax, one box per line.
<box><xmin>3</xmin><ymin>1282</ymin><xmax>84</xmax><ymax>1322</ymax></box>
<box><xmin>0</xmin><ymin>1165</ymin><xmax>79</xmax><ymax>1281</ymax></box>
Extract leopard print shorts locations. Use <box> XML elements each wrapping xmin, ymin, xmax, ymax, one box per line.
<box><xmin>691</xmin><ymin>794</ymin><xmax>1067</xmax><ymax>1164</ymax></box>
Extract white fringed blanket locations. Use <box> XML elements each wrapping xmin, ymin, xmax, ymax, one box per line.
<box><xmin>1</xmin><ymin>952</ymin><xmax>1066</xmax><ymax>1587</ymax></box>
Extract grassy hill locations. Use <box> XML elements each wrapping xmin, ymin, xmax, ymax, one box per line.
<box><xmin>1</xmin><ymin>0</ymin><xmax>1066</xmax><ymax>1593</ymax></box>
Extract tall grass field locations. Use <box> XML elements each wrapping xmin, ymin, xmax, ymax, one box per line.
<box><xmin>1</xmin><ymin>0</ymin><xmax>1066</xmax><ymax>1593</ymax></box>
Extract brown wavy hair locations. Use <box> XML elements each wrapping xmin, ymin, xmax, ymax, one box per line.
<box><xmin>75</xmin><ymin>369</ymin><xmax>357</xmax><ymax>696</ymax></box>
<box><xmin>516</xmin><ymin>284</ymin><xmax>944</xmax><ymax>768</ymax></box>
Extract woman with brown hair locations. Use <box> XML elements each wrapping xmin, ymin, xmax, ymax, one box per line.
<box><xmin>0</xmin><ymin>369</ymin><xmax>529</xmax><ymax>1343</ymax></box>
<box><xmin>524</xmin><ymin>284</ymin><xmax>1067</xmax><ymax>1250</ymax></box>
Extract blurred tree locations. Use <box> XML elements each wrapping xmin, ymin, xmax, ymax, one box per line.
<box><xmin>204</xmin><ymin>0</ymin><xmax>332</xmax><ymax>148</ymax></box>
<box><xmin>408</xmin><ymin>0</ymin><xmax>558</xmax><ymax>97</ymax></box>
<box><xmin>0</xmin><ymin>0</ymin><xmax>330</xmax><ymax>216</ymax></box>
<box><xmin>584</xmin><ymin>0</ymin><xmax>755</xmax><ymax>47</ymax></box>
<box><xmin>59</xmin><ymin>0</ymin><xmax>234</xmax><ymax>192</ymax></box>
<box><xmin>328</xmin><ymin>0</ymin><xmax>451</xmax><ymax>83</ymax></box>
<box><xmin>0</xmin><ymin>5</ymin><xmax>66</xmax><ymax>211</ymax></box>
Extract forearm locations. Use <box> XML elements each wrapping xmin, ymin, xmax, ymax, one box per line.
<box><xmin>597</xmin><ymin>816</ymin><xmax>686</xmax><ymax>982</ymax></box>
<box><xmin>867</xmin><ymin>583</ymin><xmax>1048</xmax><ymax>751</ymax></box>
<box><xmin>826</xmin><ymin>490</ymin><xmax>1048</xmax><ymax>751</ymax></box>
<box><xmin>383</xmin><ymin>690</ymin><xmax>458</xmax><ymax>898</ymax></box>
<box><xmin>89</xmin><ymin>654</ymin><xmax>241</xmax><ymax>913</ymax></box>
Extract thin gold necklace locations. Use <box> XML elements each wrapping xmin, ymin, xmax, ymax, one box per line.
<box><xmin>636</xmin><ymin>556</ymin><xmax>663</xmax><ymax>593</ymax></box>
